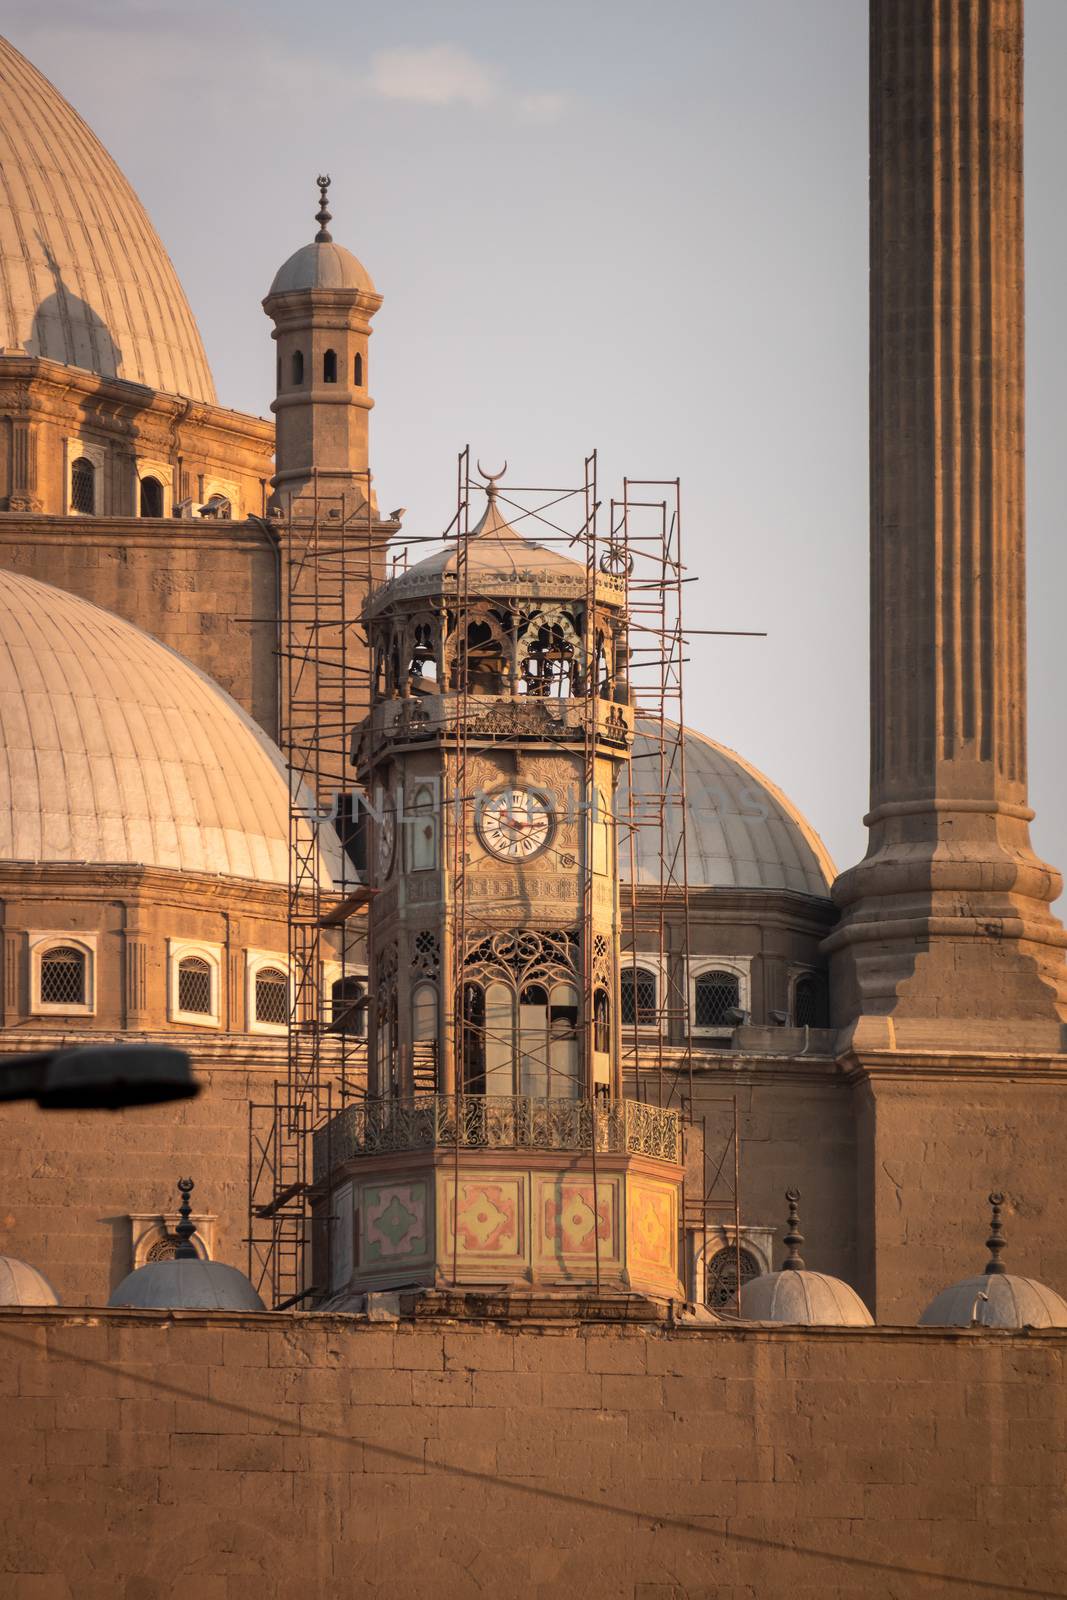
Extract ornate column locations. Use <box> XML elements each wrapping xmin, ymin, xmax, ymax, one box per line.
<box><xmin>828</xmin><ymin>0</ymin><xmax>1067</xmax><ymax>1054</ymax></box>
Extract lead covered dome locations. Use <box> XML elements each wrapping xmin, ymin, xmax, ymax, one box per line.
<box><xmin>739</xmin><ymin>1190</ymin><xmax>873</xmax><ymax>1327</ymax></box>
<box><xmin>267</xmin><ymin>177</ymin><xmax>376</xmax><ymax>297</ymax></box>
<box><xmin>108</xmin><ymin>1180</ymin><xmax>265</xmax><ymax>1313</ymax></box>
<box><xmin>0</xmin><ymin>35</ymin><xmax>216</xmax><ymax>401</ymax></box>
<box><xmin>0</xmin><ymin>567</ymin><xmax>336</xmax><ymax>886</ymax></box>
<box><xmin>920</xmin><ymin>1193</ymin><xmax>1067</xmax><ymax>1329</ymax></box>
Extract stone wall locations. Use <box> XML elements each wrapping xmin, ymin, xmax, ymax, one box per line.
<box><xmin>0</xmin><ymin>1309</ymin><xmax>1062</xmax><ymax>1599</ymax></box>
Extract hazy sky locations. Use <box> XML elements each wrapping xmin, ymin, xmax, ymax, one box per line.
<box><xmin>10</xmin><ymin>1</ymin><xmax>1067</xmax><ymax>890</ymax></box>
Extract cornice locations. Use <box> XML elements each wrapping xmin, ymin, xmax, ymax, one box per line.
<box><xmin>838</xmin><ymin>1047</ymin><xmax>1067</xmax><ymax>1086</ymax></box>
<box><xmin>0</xmin><ymin>861</ymin><xmax>319</xmax><ymax>918</ymax></box>
<box><xmin>0</xmin><ymin>515</ymin><xmax>276</xmax><ymax>553</ymax></box>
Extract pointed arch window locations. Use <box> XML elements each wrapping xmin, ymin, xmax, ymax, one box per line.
<box><xmin>354</xmin><ymin>352</ymin><xmax>364</xmax><ymax>386</ymax></box>
<box><xmin>323</xmin><ymin>349</ymin><xmax>338</xmax><ymax>384</ymax></box>
<box><xmin>291</xmin><ymin>350</ymin><xmax>305</xmax><ymax>386</ymax></box>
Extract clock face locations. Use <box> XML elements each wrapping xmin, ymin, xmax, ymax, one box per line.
<box><xmin>477</xmin><ymin>788</ymin><xmax>554</xmax><ymax>862</ymax></box>
<box><xmin>376</xmin><ymin>806</ymin><xmax>396</xmax><ymax>880</ymax></box>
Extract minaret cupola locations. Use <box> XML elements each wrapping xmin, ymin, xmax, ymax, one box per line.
<box><xmin>263</xmin><ymin>176</ymin><xmax>382</xmax><ymax>510</ymax></box>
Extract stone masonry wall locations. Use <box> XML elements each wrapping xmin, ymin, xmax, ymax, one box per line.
<box><xmin>0</xmin><ymin>1309</ymin><xmax>1063</xmax><ymax>1600</ymax></box>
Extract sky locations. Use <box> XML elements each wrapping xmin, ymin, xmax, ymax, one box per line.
<box><xmin>9</xmin><ymin>0</ymin><xmax>1067</xmax><ymax>891</ymax></box>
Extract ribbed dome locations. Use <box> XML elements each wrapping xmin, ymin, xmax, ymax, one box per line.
<box><xmin>919</xmin><ymin>1274</ymin><xmax>1067</xmax><ymax>1329</ymax></box>
<box><xmin>0</xmin><ymin>569</ymin><xmax>338</xmax><ymax>887</ymax></box>
<box><xmin>0</xmin><ymin>1254</ymin><xmax>59</xmax><ymax>1306</ymax></box>
<box><xmin>269</xmin><ymin>240</ymin><xmax>376</xmax><ymax>297</ymax></box>
<box><xmin>621</xmin><ymin>722</ymin><xmax>835</xmax><ymax>897</ymax></box>
<box><xmin>0</xmin><ymin>35</ymin><xmax>216</xmax><ymax>401</ymax></box>
<box><xmin>108</xmin><ymin>1259</ymin><xmax>265</xmax><ymax>1312</ymax></box>
<box><xmin>739</xmin><ymin>1269</ymin><xmax>873</xmax><ymax>1326</ymax></box>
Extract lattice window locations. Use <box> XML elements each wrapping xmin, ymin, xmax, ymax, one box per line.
<box><xmin>70</xmin><ymin>457</ymin><xmax>95</xmax><ymax>514</ymax></box>
<box><xmin>694</xmin><ymin>970</ymin><xmax>740</xmax><ymax>1028</ymax></box>
<box><xmin>145</xmin><ymin>1236</ymin><xmax>178</xmax><ymax>1263</ymax></box>
<box><xmin>39</xmin><ymin>946</ymin><xmax>86</xmax><ymax>1007</ymax></box>
<box><xmin>706</xmin><ymin>1246</ymin><xmax>761</xmax><ymax>1310</ymax></box>
<box><xmin>255</xmin><ymin>968</ymin><xmax>289</xmax><ymax>1026</ymax></box>
<box><xmin>413</xmin><ymin>930</ymin><xmax>440</xmax><ymax>978</ymax></box>
<box><xmin>621</xmin><ymin>967</ymin><xmax>657</xmax><ymax>1027</ymax></box>
<box><xmin>794</xmin><ymin>974</ymin><xmax>828</xmax><ymax>1028</ymax></box>
<box><xmin>177</xmin><ymin>957</ymin><xmax>212</xmax><ymax>1015</ymax></box>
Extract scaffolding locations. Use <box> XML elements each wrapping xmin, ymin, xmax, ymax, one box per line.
<box><xmin>246</xmin><ymin>474</ymin><xmax>378</xmax><ymax>1308</ymax></box>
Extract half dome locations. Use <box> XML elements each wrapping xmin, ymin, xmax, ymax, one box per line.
<box><xmin>0</xmin><ymin>35</ymin><xmax>216</xmax><ymax>401</ymax></box>
<box><xmin>0</xmin><ymin>568</ymin><xmax>338</xmax><ymax>887</ymax></box>
<box><xmin>622</xmin><ymin>722</ymin><xmax>836</xmax><ymax>897</ymax></box>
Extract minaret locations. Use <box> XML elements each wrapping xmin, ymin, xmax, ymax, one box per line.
<box><xmin>263</xmin><ymin>177</ymin><xmax>382</xmax><ymax>510</ymax></box>
<box><xmin>828</xmin><ymin>0</ymin><xmax>1067</xmax><ymax>1056</ymax></box>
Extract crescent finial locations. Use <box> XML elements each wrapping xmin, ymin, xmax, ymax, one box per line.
<box><xmin>476</xmin><ymin>459</ymin><xmax>508</xmax><ymax>501</ymax></box>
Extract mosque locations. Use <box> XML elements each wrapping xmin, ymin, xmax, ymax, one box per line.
<box><xmin>1</xmin><ymin>13</ymin><xmax>1066</xmax><ymax>1343</ymax></box>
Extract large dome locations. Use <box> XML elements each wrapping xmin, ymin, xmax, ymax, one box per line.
<box><xmin>0</xmin><ymin>36</ymin><xmax>216</xmax><ymax>402</ymax></box>
<box><xmin>622</xmin><ymin>722</ymin><xmax>835</xmax><ymax>898</ymax></box>
<box><xmin>0</xmin><ymin>569</ymin><xmax>334</xmax><ymax>887</ymax></box>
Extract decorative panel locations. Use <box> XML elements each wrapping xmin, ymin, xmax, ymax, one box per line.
<box><xmin>360</xmin><ymin>1179</ymin><xmax>430</xmax><ymax>1266</ymax></box>
<box><xmin>627</xmin><ymin>1177</ymin><xmax>678</xmax><ymax>1282</ymax></box>
<box><xmin>440</xmin><ymin>1174</ymin><xmax>527</xmax><ymax>1274</ymax></box>
<box><xmin>533</xmin><ymin>1174</ymin><xmax>621</xmax><ymax>1278</ymax></box>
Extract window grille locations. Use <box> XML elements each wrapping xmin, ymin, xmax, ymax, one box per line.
<box><xmin>794</xmin><ymin>974</ymin><xmax>828</xmax><ymax>1028</ymax></box>
<box><xmin>705</xmin><ymin>1246</ymin><xmax>761</xmax><ymax>1310</ymax></box>
<box><xmin>139</xmin><ymin>476</ymin><xmax>164</xmax><ymax>517</ymax></box>
<box><xmin>40</xmin><ymin>946</ymin><xmax>86</xmax><ymax>1006</ymax></box>
<box><xmin>331</xmin><ymin>976</ymin><xmax>367</xmax><ymax>1037</ymax></box>
<box><xmin>694</xmin><ymin>970</ymin><xmax>740</xmax><ymax>1028</ymax></box>
<box><xmin>621</xmin><ymin>967</ymin><xmax>657</xmax><ymax>1026</ymax></box>
<box><xmin>145</xmin><ymin>1236</ymin><xmax>178</xmax><ymax>1263</ymax></box>
<box><xmin>255</xmin><ymin>968</ymin><xmax>289</xmax><ymax>1026</ymax></box>
<box><xmin>178</xmin><ymin>956</ymin><xmax>212</xmax><ymax>1015</ymax></box>
<box><xmin>70</xmin><ymin>457</ymin><xmax>95</xmax><ymax>514</ymax></box>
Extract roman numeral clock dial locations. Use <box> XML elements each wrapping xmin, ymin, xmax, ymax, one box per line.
<box><xmin>476</xmin><ymin>788</ymin><xmax>554</xmax><ymax>862</ymax></box>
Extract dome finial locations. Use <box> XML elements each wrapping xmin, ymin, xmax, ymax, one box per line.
<box><xmin>314</xmin><ymin>174</ymin><xmax>333</xmax><ymax>243</ymax></box>
<box><xmin>476</xmin><ymin>459</ymin><xmax>507</xmax><ymax>503</ymax></box>
<box><xmin>984</xmin><ymin>1190</ymin><xmax>1007</xmax><ymax>1276</ymax></box>
<box><xmin>782</xmin><ymin>1187</ymin><xmax>805</xmax><ymax>1271</ymax></box>
<box><xmin>174</xmin><ymin>1177</ymin><xmax>198</xmax><ymax>1261</ymax></box>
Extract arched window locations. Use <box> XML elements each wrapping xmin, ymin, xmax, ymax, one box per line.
<box><xmin>409</xmin><ymin>784</ymin><xmax>437</xmax><ymax>871</ymax></box>
<box><xmin>519</xmin><ymin>983</ymin><xmax>549</xmax><ymax>1098</ymax></box>
<box><xmin>255</xmin><ymin>967</ymin><xmax>289</xmax><ymax>1027</ymax></box>
<box><xmin>39</xmin><ymin>945</ymin><xmax>86</xmax><ymax>1007</ymax></box>
<box><xmin>706</xmin><ymin>1246</ymin><xmax>762</xmax><ymax>1311</ymax></box>
<box><xmin>620</xmin><ymin>967</ymin><xmax>657</xmax><ymax>1028</ymax></box>
<box><xmin>412</xmin><ymin>982</ymin><xmax>438</xmax><ymax>1093</ymax></box>
<box><xmin>354</xmin><ymin>352</ymin><xmax>363</xmax><ymax>386</ymax></box>
<box><xmin>323</xmin><ymin>349</ymin><xmax>338</xmax><ymax>383</ymax></box>
<box><xmin>330</xmin><ymin>975</ymin><xmax>367</xmax><ymax>1037</ymax></box>
<box><xmin>70</xmin><ymin>456</ymin><xmax>95</xmax><ymax>515</ymax></box>
<box><xmin>551</xmin><ymin>983</ymin><xmax>581</xmax><ymax>1097</ymax></box>
<box><xmin>276</xmin><ymin>353</ymin><xmax>282</xmax><ymax>391</ymax></box>
<box><xmin>793</xmin><ymin>973</ymin><xmax>829</xmax><ymax>1028</ymax></box>
<box><xmin>177</xmin><ymin>956</ymin><xmax>212</xmax><ymax>1016</ymax></box>
<box><xmin>140</xmin><ymin>475</ymin><xmax>164</xmax><ymax>518</ymax></box>
<box><xmin>592</xmin><ymin>989</ymin><xmax>610</xmax><ymax>1056</ymax></box>
<box><xmin>291</xmin><ymin>349</ymin><xmax>304</xmax><ymax>386</ymax></box>
<box><xmin>694</xmin><ymin>970</ymin><xmax>741</xmax><ymax>1029</ymax></box>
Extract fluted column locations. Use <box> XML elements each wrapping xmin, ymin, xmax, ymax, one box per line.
<box><xmin>828</xmin><ymin>0</ymin><xmax>1067</xmax><ymax>1051</ymax></box>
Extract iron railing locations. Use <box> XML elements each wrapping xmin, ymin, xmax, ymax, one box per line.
<box><xmin>313</xmin><ymin>1093</ymin><xmax>681</xmax><ymax>1179</ymax></box>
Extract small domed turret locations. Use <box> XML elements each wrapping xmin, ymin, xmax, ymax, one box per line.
<box><xmin>108</xmin><ymin>1179</ymin><xmax>265</xmax><ymax>1313</ymax></box>
<box><xmin>738</xmin><ymin>1189</ymin><xmax>873</xmax><ymax>1326</ymax></box>
<box><xmin>0</xmin><ymin>1255</ymin><xmax>59</xmax><ymax>1306</ymax></box>
<box><xmin>919</xmin><ymin>1192</ymin><xmax>1067</xmax><ymax>1329</ymax></box>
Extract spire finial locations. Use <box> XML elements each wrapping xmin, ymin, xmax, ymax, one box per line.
<box><xmin>476</xmin><ymin>459</ymin><xmax>507</xmax><ymax>503</ymax></box>
<box><xmin>782</xmin><ymin>1187</ymin><xmax>805</xmax><ymax>1271</ymax></box>
<box><xmin>984</xmin><ymin>1190</ymin><xmax>1007</xmax><ymax>1275</ymax></box>
<box><xmin>315</xmin><ymin>175</ymin><xmax>333</xmax><ymax>243</ymax></box>
<box><xmin>174</xmin><ymin>1177</ymin><xmax>198</xmax><ymax>1261</ymax></box>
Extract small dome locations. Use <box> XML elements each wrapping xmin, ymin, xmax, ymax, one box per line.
<box><xmin>739</xmin><ymin>1269</ymin><xmax>873</xmax><ymax>1326</ymax></box>
<box><xmin>269</xmin><ymin>241</ymin><xmax>376</xmax><ymax>297</ymax></box>
<box><xmin>0</xmin><ymin>1255</ymin><xmax>59</xmax><ymax>1306</ymax></box>
<box><xmin>402</xmin><ymin>496</ymin><xmax>584</xmax><ymax>585</ymax></box>
<box><xmin>622</xmin><ymin>722</ymin><xmax>836</xmax><ymax>898</ymax></box>
<box><xmin>108</xmin><ymin>1259</ymin><xmax>265</xmax><ymax>1312</ymax></box>
<box><xmin>919</xmin><ymin>1273</ymin><xmax>1067</xmax><ymax>1329</ymax></box>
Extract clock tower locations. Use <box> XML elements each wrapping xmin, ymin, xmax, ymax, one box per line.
<box><xmin>311</xmin><ymin>470</ymin><xmax>687</xmax><ymax>1305</ymax></box>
